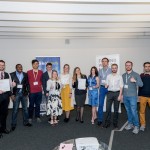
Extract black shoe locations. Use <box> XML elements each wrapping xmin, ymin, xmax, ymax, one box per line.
<box><xmin>64</xmin><ymin>118</ymin><xmax>69</xmax><ymax>123</ymax></box>
<box><xmin>103</xmin><ymin>122</ymin><xmax>111</xmax><ymax>128</ymax></box>
<box><xmin>80</xmin><ymin>118</ymin><xmax>84</xmax><ymax>123</ymax></box>
<box><xmin>48</xmin><ymin>118</ymin><xmax>51</xmax><ymax>122</ymax></box>
<box><xmin>75</xmin><ymin>118</ymin><xmax>79</xmax><ymax>122</ymax></box>
<box><xmin>80</xmin><ymin>120</ymin><xmax>84</xmax><ymax>123</ymax></box>
<box><xmin>97</xmin><ymin>121</ymin><xmax>102</xmax><ymax>126</ymax></box>
<box><xmin>11</xmin><ymin>126</ymin><xmax>16</xmax><ymax>131</ymax></box>
<box><xmin>0</xmin><ymin>133</ymin><xmax>3</xmax><ymax>138</ymax></box>
<box><xmin>113</xmin><ymin>124</ymin><xmax>119</xmax><ymax>130</ymax></box>
<box><xmin>24</xmin><ymin>123</ymin><xmax>32</xmax><ymax>127</ymax></box>
<box><xmin>2</xmin><ymin>129</ymin><xmax>10</xmax><ymax>134</ymax></box>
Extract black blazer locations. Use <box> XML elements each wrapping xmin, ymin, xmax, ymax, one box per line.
<box><xmin>10</xmin><ymin>72</ymin><xmax>29</xmax><ymax>96</ymax></box>
<box><xmin>42</xmin><ymin>71</ymin><xmax>50</xmax><ymax>95</ymax></box>
<box><xmin>72</xmin><ymin>74</ymin><xmax>88</xmax><ymax>95</ymax></box>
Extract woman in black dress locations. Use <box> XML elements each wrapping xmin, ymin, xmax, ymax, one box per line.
<box><xmin>72</xmin><ymin>67</ymin><xmax>88</xmax><ymax>123</ymax></box>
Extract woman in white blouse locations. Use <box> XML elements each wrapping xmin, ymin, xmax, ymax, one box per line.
<box><xmin>46</xmin><ymin>70</ymin><xmax>62</xmax><ymax>126</ymax></box>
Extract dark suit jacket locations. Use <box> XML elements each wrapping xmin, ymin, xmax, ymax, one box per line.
<box><xmin>42</xmin><ymin>71</ymin><xmax>50</xmax><ymax>95</ymax></box>
<box><xmin>10</xmin><ymin>72</ymin><xmax>29</xmax><ymax>96</ymax></box>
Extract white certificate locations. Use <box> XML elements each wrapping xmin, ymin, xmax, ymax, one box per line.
<box><xmin>0</xmin><ymin>79</ymin><xmax>10</xmax><ymax>92</ymax></box>
<box><xmin>78</xmin><ymin>79</ymin><xmax>86</xmax><ymax>90</ymax></box>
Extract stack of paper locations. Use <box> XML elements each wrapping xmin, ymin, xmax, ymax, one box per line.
<box><xmin>75</xmin><ymin>137</ymin><xmax>99</xmax><ymax>150</ymax></box>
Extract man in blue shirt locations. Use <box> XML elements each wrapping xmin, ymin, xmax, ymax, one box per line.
<box><xmin>10</xmin><ymin>64</ymin><xmax>32</xmax><ymax>131</ymax></box>
<box><xmin>97</xmin><ymin>58</ymin><xmax>111</xmax><ymax>126</ymax></box>
<box><xmin>122</xmin><ymin>61</ymin><xmax>143</xmax><ymax>134</ymax></box>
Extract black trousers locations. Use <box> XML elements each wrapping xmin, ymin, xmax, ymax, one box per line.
<box><xmin>105</xmin><ymin>91</ymin><xmax>120</xmax><ymax>125</ymax></box>
<box><xmin>0</xmin><ymin>93</ymin><xmax>10</xmax><ymax>132</ymax></box>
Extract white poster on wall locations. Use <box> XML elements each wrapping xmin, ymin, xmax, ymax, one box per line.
<box><xmin>96</xmin><ymin>54</ymin><xmax>121</xmax><ymax>113</ymax></box>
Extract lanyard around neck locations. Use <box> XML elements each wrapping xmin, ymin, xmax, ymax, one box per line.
<box><xmin>102</xmin><ymin>68</ymin><xmax>109</xmax><ymax>78</ymax></box>
<box><xmin>33</xmin><ymin>70</ymin><xmax>38</xmax><ymax>81</ymax></box>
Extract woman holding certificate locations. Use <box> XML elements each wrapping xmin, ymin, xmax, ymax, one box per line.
<box><xmin>88</xmin><ymin>67</ymin><xmax>100</xmax><ymax>124</ymax></box>
<box><xmin>60</xmin><ymin>64</ymin><xmax>74</xmax><ymax>123</ymax></box>
<box><xmin>46</xmin><ymin>70</ymin><xmax>62</xmax><ymax>126</ymax></box>
<box><xmin>72</xmin><ymin>67</ymin><xmax>88</xmax><ymax>123</ymax></box>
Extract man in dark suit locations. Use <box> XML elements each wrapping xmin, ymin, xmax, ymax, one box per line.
<box><xmin>42</xmin><ymin>63</ymin><xmax>53</xmax><ymax>121</ymax></box>
<box><xmin>0</xmin><ymin>60</ymin><xmax>13</xmax><ymax>138</ymax></box>
<box><xmin>10</xmin><ymin>64</ymin><xmax>32</xmax><ymax>131</ymax></box>
<box><xmin>42</xmin><ymin>63</ymin><xmax>52</xmax><ymax>98</ymax></box>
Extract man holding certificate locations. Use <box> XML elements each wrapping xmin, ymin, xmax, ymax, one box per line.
<box><xmin>0</xmin><ymin>60</ymin><xmax>13</xmax><ymax>137</ymax></box>
<box><xmin>72</xmin><ymin>67</ymin><xmax>88</xmax><ymax>123</ymax></box>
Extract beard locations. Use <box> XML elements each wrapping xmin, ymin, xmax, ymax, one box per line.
<box><xmin>126</xmin><ymin>68</ymin><xmax>132</xmax><ymax>71</ymax></box>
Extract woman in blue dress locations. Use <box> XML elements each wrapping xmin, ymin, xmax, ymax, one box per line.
<box><xmin>88</xmin><ymin>66</ymin><xmax>100</xmax><ymax>124</ymax></box>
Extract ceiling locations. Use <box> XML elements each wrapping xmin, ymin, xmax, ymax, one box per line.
<box><xmin>1</xmin><ymin>0</ymin><xmax>150</xmax><ymax>39</ymax></box>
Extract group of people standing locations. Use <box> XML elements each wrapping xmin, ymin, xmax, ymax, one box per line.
<box><xmin>0</xmin><ymin>58</ymin><xmax>150</xmax><ymax>139</ymax></box>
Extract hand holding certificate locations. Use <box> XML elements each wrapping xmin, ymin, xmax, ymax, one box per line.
<box><xmin>0</xmin><ymin>79</ymin><xmax>10</xmax><ymax>92</ymax></box>
<box><xmin>78</xmin><ymin>78</ymin><xmax>86</xmax><ymax>90</ymax></box>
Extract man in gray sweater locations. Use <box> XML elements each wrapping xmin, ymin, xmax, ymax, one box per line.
<box><xmin>122</xmin><ymin>61</ymin><xmax>143</xmax><ymax>134</ymax></box>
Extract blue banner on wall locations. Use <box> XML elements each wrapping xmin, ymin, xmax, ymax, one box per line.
<box><xmin>35</xmin><ymin>56</ymin><xmax>61</xmax><ymax>115</ymax></box>
<box><xmin>36</xmin><ymin>56</ymin><xmax>60</xmax><ymax>75</ymax></box>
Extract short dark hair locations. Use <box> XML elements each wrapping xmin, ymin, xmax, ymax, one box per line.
<box><xmin>46</xmin><ymin>62</ymin><xmax>52</xmax><ymax>67</ymax></box>
<box><xmin>90</xmin><ymin>66</ymin><xmax>98</xmax><ymax>77</ymax></box>
<box><xmin>15</xmin><ymin>64</ymin><xmax>22</xmax><ymax>69</ymax></box>
<box><xmin>125</xmin><ymin>61</ymin><xmax>133</xmax><ymax>66</ymax></box>
<box><xmin>143</xmin><ymin>62</ymin><xmax>150</xmax><ymax>67</ymax></box>
<box><xmin>111</xmin><ymin>63</ymin><xmax>118</xmax><ymax>68</ymax></box>
<box><xmin>102</xmin><ymin>57</ymin><xmax>109</xmax><ymax>62</ymax></box>
<box><xmin>32</xmin><ymin>59</ymin><xmax>39</xmax><ymax>65</ymax></box>
<box><xmin>0</xmin><ymin>60</ymin><xmax>5</xmax><ymax>64</ymax></box>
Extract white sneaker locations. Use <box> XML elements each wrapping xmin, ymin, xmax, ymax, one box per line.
<box><xmin>37</xmin><ymin>118</ymin><xmax>42</xmax><ymax>123</ymax></box>
<box><xmin>125</xmin><ymin>123</ymin><xmax>134</xmax><ymax>130</ymax></box>
<box><xmin>28</xmin><ymin>119</ymin><xmax>32</xmax><ymax>124</ymax></box>
<box><xmin>132</xmin><ymin>126</ymin><xmax>139</xmax><ymax>134</ymax></box>
<box><xmin>140</xmin><ymin>125</ymin><xmax>145</xmax><ymax>131</ymax></box>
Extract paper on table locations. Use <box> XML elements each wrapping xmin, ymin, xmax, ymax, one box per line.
<box><xmin>59</xmin><ymin>143</ymin><xmax>73</xmax><ymax>150</ymax></box>
<box><xmin>0</xmin><ymin>79</ymin><xmax>10</xmax><ymax>92</ymax></box>
<box><xmin>78</xmin><ymin>78</ymin><xmax>86</xmax><ymax>90</ymax></box>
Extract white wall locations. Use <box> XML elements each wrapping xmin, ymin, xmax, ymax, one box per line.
<box><xmin>0</xmin><ymin>38</ymin><xmax>150</xmax><ymax>74</ymax></box>
<box><xmin>0</xmin><ymin>38</ymin><xmax>150</xmax><ymax>108</ymax></box>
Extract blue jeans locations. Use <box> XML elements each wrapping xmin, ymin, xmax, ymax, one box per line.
<box><xmin>98</xmin><ymin>86</ymin><xmax>108</xmax><ymax>122</ymax></box>
<box><xmin>123</xmin><ymin>96</ymin><xmax>139</xmax><ymax>127</ymax></box>
<box><xmin>12</xmin><ymin>93</ymin><xmax>29</xmax><ymax>127</ymax></box>
<box><xmin>29</xmin><ymin>92</ymin><xmax>42</xmax><ymax>119</ymax></box>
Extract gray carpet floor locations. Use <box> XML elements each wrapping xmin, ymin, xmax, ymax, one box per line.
<box><xmin>0</xmin><ymin>104</ymin><xmax>149</xmax><ymax>150</ymax></box>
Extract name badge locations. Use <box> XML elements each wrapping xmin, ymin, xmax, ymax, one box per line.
<box><xmin>33</xmin><ymin>82</ymin><xmax>38</xmax><ymax>85</ymax></box>
<box><xmin>17</xmin><ymin>84</ymin><xmax>23</xmax><ymax>89</ymax></box>
<box><xmin>124</xmin><ymin>85</ymin><xmax>128</xmax><ymax>89</ymax></box>
<box><xmin>89</xmin><ymin>87</ymin><xmax>93</xmax><ymax>90</ymax></box>
<box><xmin>102</xmin><ymin>80</ymin><xmax>106</xmax><ymax>84</ymax></box>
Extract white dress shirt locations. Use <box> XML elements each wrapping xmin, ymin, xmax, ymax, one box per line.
<box><xmin>106</xmin><ymin>73</ymin><xmax>123</xmax><ymax>92</ymax></box>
